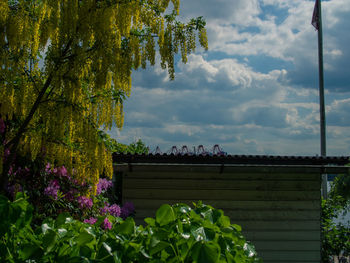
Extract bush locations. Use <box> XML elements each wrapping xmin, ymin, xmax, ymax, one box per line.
<box><xmin>5</xmin><ymin>155</ymin><xmax>134</xmax><ymax>226</ymax></box>
<box><xmin>321</xmin><ymin>195</ymin><xmax>350</xmax><ymax>262</ymax></box>
<box><xmin>0</xmin><ymin>194</ymin><xmax>262</xmax><ymax>263</ymax></box>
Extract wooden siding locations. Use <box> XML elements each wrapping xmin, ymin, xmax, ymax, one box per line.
<box><xmin>120</xmin><ymin>167</ymin><xmax>321</xmax><ymax>263</ymax></box>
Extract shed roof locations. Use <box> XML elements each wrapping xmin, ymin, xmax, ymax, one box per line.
<box><xmin>113</xmin><ymin>153</ymin><xmax>349</xmax><ymax>166</ymax></box>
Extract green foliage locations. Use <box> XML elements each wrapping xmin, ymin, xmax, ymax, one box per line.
<box><xmin>99</xmin><ymin>131</ymin><xmax>149</xmax><ymax>154</ymax></box>
<box><xmin>1</xmin><ymin>196</ymin><xmax>262</xmax><ymax>263</ymax></box>
<box><xmin>321</xmin><ymin>194</ymin><xmax>350</xmax><ymax>262</ymax></box>
<box><xmin>330</xmin><ymin>166</ymin><xmax>350</xmax><ymax>200</ymax></box>
<box><xmin>124</xmin><ymin>140</ymin><xmax>149</xmax><ymax>154</ymax></box>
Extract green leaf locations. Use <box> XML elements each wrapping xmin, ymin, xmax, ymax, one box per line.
<box><xmin>212</xmin><ymin>208</ymin><xmax>224</xmax><ymax>224</ymax></box>
<box><xmin>178</xmin><ymin>242</ymin><xmax>191</xmax><ymax>260</ymax></box>
<box><xmin>116</xmin><ymin>217</ymin><xmax>135</xmax><ymax>236</ymax></box>
<box><xmin>9</xmin><ymin>194</ymin><xmax>33</xmax><ymax>228</ymax></box>
<box><xmin>200</xmin><ymin>208</ymin><xmax>213</xmax><ymax>223</ymax></box>
<box><xmin>42</xmin><ymin>229</ymin><xmax>57</xmax><ymax>253</ymax></box>
<box><xmin>232</xmin><ymin>224</ymin><xmax>242</xmax><ymax>232</ymax></box>
<box><xmin>58</xmin><ymin>243</ymin><xmax>72</xmax><ymax>257</ymax></box>
<box><xmin>41</xmin><ymin>223</ymin><xmax>52</xmax><ymax>234</ymax></box>
<box><xmin>243</xmin><ymin>243</ymin><xmax>257</xmax><ymax>258</ymax></box>
<box><xmin>218</xmin><ymin>216</ymin><xmax>231</xmax><ymax>228</ymax></box>
<box><xmin>102</xmin><ymin>242</ymin><xmax>113</xmax><ymax>256</ymax></box>
<box><xmin>0</xmin><ymin>194</ymin><xmax>9</xmax><ymax>207</ymax></box>
<box><xmin>19</xmin><ymin>243</ymin><xmax>41</xmax><ymax>260</ymax></box>
<box><xmin>191</xmin><ymin>241</ymin><xmax>221</xmax><ymax>263</ymax></box>
<box><xmin>22</xmin><ymin>203</ymin><xmax>33</xmax><ymax>227</ymax></box>
<box><xmin>140</xmin><ymin>248</ymin><xmax>151</xmax><ymax>259</ymax></box>
<box><xmin>96</xmin><ymin>242</ymin><xmax>114</xmax><ymax>261</ymax></box>
<box><xmin>57</xmin><ymin>228</ymin><xmax>68</xmax><ymax>238</ymax></box>
<box><xmin>144</xmin><ymin>217</ymin><xmax>155</xmax><ymax>226</ymax></box>
<box><xmin>14</xmin><ymin>191</ymin><xmax>25</xmax><ymax>201</ymax></box>
<box><xmin>204</xmin><ymin>228</ymin><xmax>216</xmax><ymax>241</ymax></box>
<box><xmin>55</xmin><ymin>212</ymin><xmax>71</xmax><ymax>227</ymax></box>
<box><xmin>0</xmin><ymin>195</ymin><xmax>10</xmax><ymax>236</ymax></box>
<box><xmin>74</xmin><ymin>231</ymin><xmax>95</xmax><ymax>246</ymax></box>
<box><xmin>150</xmin><ymin>239</ymin><xmax>171</xmax><ymax>256</ymax></box>
<box><xmin>191</xmin><ymin>226</ymin><xmax>206</xmax><ymax>241</ymax></box>
<box><xmin>156</xmin><ymin>204</ymin><xmax>176</xmax><ymax>226</ymax></box>
<box><xmin>174</xmin><ymin>203</ymin><xmax>192</xmax><ymax>214</ymax></box>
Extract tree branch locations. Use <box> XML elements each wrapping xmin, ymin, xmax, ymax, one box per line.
<box><xmin>1</xmin><ymin>38</ymin><xmax>75</xmax><ymax>194</ymax></box>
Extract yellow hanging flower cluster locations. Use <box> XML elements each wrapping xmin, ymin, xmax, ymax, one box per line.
<box><xmin>0</xmin><ymin>0</ymin><xmax>208</xmax><ymax>193</ymax></box>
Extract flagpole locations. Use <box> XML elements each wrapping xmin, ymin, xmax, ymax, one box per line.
<box><xmin>316</xmin><ymin>0</ymin><xmax>327</xmax><ymax>199</ymax></box>
<box><xmin>317</xmin><ymin>0</ymin><xmax>326</xmax><ymax>158</ymax></box>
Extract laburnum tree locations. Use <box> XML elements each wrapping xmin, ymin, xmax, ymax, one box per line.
<box><xmin>0</xmin><ymin>0</ymin><xmax>208</xmax><ymax>193</ymax></box>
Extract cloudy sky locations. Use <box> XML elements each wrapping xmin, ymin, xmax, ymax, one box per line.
<box><xmin>110</xmin><ymin>0</ymin><xmax>350</xmax><ymax>156</ymax></box>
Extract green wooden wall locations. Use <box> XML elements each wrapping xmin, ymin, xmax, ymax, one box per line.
<box><xmin>118</xmin><ymin>164</ymin><xmax>321</xmax><ymax>263</ymax></box>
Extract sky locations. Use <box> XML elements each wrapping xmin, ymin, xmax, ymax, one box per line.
<box><xmin>110</xmin><ymin>0</ymin><xmax>350</xmax><ymax>156</ymax></box>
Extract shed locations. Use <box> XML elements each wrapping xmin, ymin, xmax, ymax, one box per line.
<box><xmin>114</xmin><ymin>153</ymin><xmax>349</xmax><ymax>263</ymax></box>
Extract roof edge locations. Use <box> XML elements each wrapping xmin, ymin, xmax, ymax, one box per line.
<box><xmin>113</xmin><ymin>153</ymin><xmax>350</xmax><ymax>166</ymax></box>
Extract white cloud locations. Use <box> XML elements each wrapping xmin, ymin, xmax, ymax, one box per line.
<box><xmin>179</xmin><ymin>0</ymin><xmax>260</xmax><ymax>25</ymax></box>
<box><xmin>110</xmin><ymin>0</ymin><xmax>350</xmax><ymax>156</ymax></box>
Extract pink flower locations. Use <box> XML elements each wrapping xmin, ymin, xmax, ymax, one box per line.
<box><xmin>4</xmin><ymin>148</ymin><xmax>10</xmax><ymax>158</ymax></box>
<box><xmin>64</xmin><ymin>189</ymin><xmax>77</xmax><ymax>201</ymax></box>
<box><xmin>84</xmin><ymin>217</ymin><xmax>97</xmax><ymax>225</ymax></box>
<box><xmin>100</xmin><ymin>203</ymin><xmax>121</xmax><ymax>217</ymax></box>
<box><xmin>96</xmin><ymin>178</ymin><xmax>113</xmax><ymax>195</ymax></box>
<box><xmin>100</xmin><ymin>204</ymin><xmax>109</xmax><ymax>215</ymax></box>
<box><xmin>102</xmin><ymin>218</ymin><xmax>112</xmax><ymax>230</ymax></box>
<box><xmin>8</xmin><ymin>166</ymin><xmax>13</xmax><ymax>175</ymax></box>
<box><xmin>45</xmin><ymin>163</ymin><xmax>51</xmax><ymax>173</ymax></box>
<box><xmin>77</xmin><ymin>196</ymin><xmax>93</xmax><ymax>209</ymax></box>
<box><xmin>56</xmin><ymin>166</ymin><xmax>69</xmax><ymax>178</ymax></box>
<box><xmin>44</xmin><ymin>180</ymin><xmax>60</xmax><ymax>200</ymax></box>
<box><xmin>108</xmin><ymin>204</ymin><xmax>121</xmax><ymax>217</ymax></box>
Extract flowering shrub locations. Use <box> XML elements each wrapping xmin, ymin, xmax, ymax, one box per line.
<box><xmin>96</xmin><ymin>178</ymin><xmax>113</xmax><ymax>195</ymax></box>
<box><xmin>83</xmin><ymin>217</ymin><xmax>98</xmax><ymax>225</ymax></box>
<box><xmin>4</xmin><ymin>153</ymin><xmax>134</xmax><ymax>226</ymax></box>
<box><xmin>44</xmin><ymin>179</ymin><xmax>60</xmax><ymax>200</ymax></box>
<box><xmin>77</xmin><ymin>195</ymin><xmax>94</xmax><ymax>209</ymax></box>
<box><xmin>101</xmin><ymin>203</ymin><xmax>121</xmax><ymax>217</ymax></box>
<box><xmin>1</xmin><ymin>115</ymin><xmax>135</xmax><ymax>226</ymax></box>
<box><xmin>102</xmin><ymin>217</ymin><xmax>113</xmax><ymax>230</ymax></box>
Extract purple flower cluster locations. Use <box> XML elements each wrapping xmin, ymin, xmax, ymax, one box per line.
<box><xmin>96</xmin><ymin>178</ymin><xmax>113</xmax><ymax>195</ymax></box>
<box><xmin>64</xmin><ymin>189</ymin><xmax>78</xmax><ymax>201</ymax></box>
<box><xmin>108</xmin><ymin>204</ymin><xmax>121</xmax><ymax>217</ymax></box>
<box><xmin>102</xmin><ymin>218</ymin><xmax>112</xmax><ymax>230</ymax></box>
<box><xmin>4</xmin><ymin>148</ymin><xmax>10</xmax><ymax>162</ymax></box>
<box><xmin>84</xmin><ymin>217</ymin><xmax>112</xmax><ymax>231</ymax></box>
<box><xmin>46</xmin><ymin>163</ymin><xmax>70</xmax><ymax>179</ymax></box>
<box><xmin>44</xmin><ymin>180</ymin><xmax>60</xmax><ymax>200</ymax></box>
<box><xmin>45</xmin><ymin>163</ymin><xmax>51</xmax><ymax>173</ymax></box>
<box><xmin>77</xmin><ymin>196</ymin><xmax>93</xmax><ymax>209</ymax></box>
<box><xmin>101</xmin><ymin>203</ymin><xmax>121</xmax><ymax>217</ymax></box>
<box><xmin>8</xmin><ymin>166</ymin><xmax>30</xmax><ymax>177</ymax></box>
<box><xmin>121</xmin><ymin>202</ymin><xmax>135</xmax><ymax>219</ymax></box>
<box><xmin>84</xmin><ymin>217</ymin><xmax>97</xmax><ymax>225</ymax></box>
<box><xmin>54</xmin><ymin>166</ymin><xmax>69</xmax><ymax>178</ymax></box>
